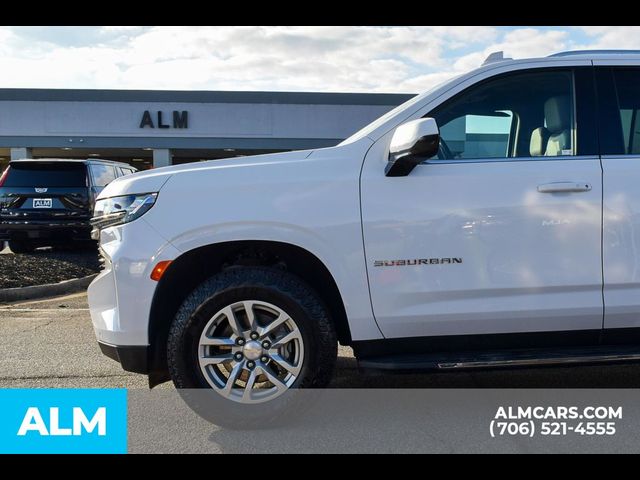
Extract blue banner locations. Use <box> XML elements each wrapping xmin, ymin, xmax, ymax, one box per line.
<box><xmin>0</xmin><ymin>389</ymin><xmax>127</xmax><ymax>454</ymax></box>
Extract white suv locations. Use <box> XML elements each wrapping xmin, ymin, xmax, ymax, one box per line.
<box><xmin>89</xmin><ymin>50</ymin><xmax>640</xmax><ymax>412</ymax></box>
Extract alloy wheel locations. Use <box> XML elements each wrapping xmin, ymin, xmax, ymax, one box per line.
<box><xmin>197</xmin><ymin>300</ymin><xmax>304</xmax><ymax>404</ymax></box>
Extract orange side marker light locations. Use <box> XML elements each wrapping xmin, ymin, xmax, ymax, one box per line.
<box><xmin>150</xmin><ymin>260</ymin><xmax>173</xmax><ymax>281</ymax></box>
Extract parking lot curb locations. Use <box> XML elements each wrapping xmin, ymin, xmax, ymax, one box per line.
<box><xmin>0</xmin><ymin>274</ymin><xmax>97</xmax><ymax>304</ymax></box>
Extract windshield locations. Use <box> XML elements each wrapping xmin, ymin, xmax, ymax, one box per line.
<box><xmin>340</xmin><ymin>75</ymin><xmax>463</xmax><ymax>144</ymax></box>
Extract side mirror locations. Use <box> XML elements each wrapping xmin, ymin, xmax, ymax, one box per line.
<box><xmin>385</xmin><ymin>118</ymin><xmax>440</xmax><ymax>177</ymax></box>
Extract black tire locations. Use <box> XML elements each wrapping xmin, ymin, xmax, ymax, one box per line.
<box><xmin>8</xmin><ymin>240</ymin><xmax>35</xmax><ymax>254</ymax></box>
<box><xmin>167</xmin><ymin>266</ymin><xmax>337</xmax><ymax>428</ymax></box>
<box><xmin>55</xmin><ymin>240</ymin><xmax>98</xmax><ymax>252</ymax></box>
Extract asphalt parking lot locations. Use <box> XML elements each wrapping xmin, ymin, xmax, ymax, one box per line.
<box><xmin>6</xmin><ymin>292</ymin><xmax>640</xmax><ymax>453</ymax></box>
<box><xmin>4</xmin><ymin>292</ymin><xmax>640</xmax><ymax>389</ymax></box>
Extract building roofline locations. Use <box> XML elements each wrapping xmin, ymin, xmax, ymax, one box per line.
<box><xmin>0</xmin><ymin>88</ymin><xmax>416</xmax><ymax>106</ymax></box>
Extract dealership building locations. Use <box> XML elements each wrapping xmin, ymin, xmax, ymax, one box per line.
<box><xmin>0</xmin><ymin>89</ymin><xmax>414</xmax><ymax>173</ymax></box>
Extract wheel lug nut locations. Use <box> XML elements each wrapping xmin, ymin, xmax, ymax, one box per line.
<box><xmin>250</xmin><ymin>332</ymin><xmax>259</xmax><ymax>340</ymax></box>
<box><xmin>247</xmin><ymin>361</ymin><xmax>255</xmax><ymax>369</ymax></box>
<box><xmin>236</xmin><ymin>338</ymin><xmax>245</xmax><ymax>346</ymax></box>
<box><xmin>234</xmin><ymin>352</ymin><xmax>244</xmax><ymax>361</ymax></box>
<box><xmin>261</xmin><ymin>356</ymin><xmax>269</xmax><ymax>363</ymax></box>
<box><xmin>262</xmin><ymin>341</ymin><xmax>271</xmax><ymax>349</ymax></box>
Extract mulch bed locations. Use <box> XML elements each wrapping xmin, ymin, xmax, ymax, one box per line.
<box><xmin>0</xmin><ymin>246</ymin><xmax>102</xmax><ymax>289</ymax></box>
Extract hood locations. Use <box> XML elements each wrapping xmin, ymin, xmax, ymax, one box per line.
<box><xmin>98</xmin><ymin>149</ymin><xmax>315</xmax><ymax>198</ymax></box>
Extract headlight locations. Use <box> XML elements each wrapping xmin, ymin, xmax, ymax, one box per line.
<box><xmin>91</xmin><ymin>193</ymin><xmax>158</xmax><ymax>233</ymax></box>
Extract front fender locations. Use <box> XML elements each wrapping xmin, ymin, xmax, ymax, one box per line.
<box><xmin>161</xmin><ymin>222</ymin><xmax>383</xmax><ymax>341</ymax></box>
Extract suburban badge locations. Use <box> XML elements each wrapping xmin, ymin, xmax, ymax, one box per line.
<box><xmin>374</xmin><ymin>258</ymin><xmax>463</xmax><ymax>267</ymax></box>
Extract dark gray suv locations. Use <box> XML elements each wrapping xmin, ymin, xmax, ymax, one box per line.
<box><xmin>0</xmin><ymin>158</ymin><xmax>136</xmax><ymax>253</ymax></box>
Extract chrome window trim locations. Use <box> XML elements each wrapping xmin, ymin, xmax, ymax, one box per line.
<box><xmin>421</xmin><ymin>155</ymin><xmax>599</xmax><ymax>166</ymax></box>
<box><xmin>600</xmin><ymin>155</ymin><xmax>640</xmax><ymax>160</ymax></box>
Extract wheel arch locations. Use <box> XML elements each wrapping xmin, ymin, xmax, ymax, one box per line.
<box><xmin>147</xmin><ymin>240</ymin><xmax>351</xmax><ymax>387</ymax></box>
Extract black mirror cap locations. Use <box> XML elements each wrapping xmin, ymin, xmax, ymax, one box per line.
<box><xmin>385</xmin><ymin>133</ymin><xmax>439</xmax><ymax>177</ymax></box>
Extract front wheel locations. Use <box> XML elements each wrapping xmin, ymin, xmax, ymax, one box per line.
<box><xmin>167</xmin><ymin>266</ymin><xmax>337</xmax><ymax>427</ymax></box>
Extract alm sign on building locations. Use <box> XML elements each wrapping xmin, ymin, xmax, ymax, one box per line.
<box><xmin>139</xmin><ymin>110</ymin><xmax>189</xmax><ymax>129</ymax></box>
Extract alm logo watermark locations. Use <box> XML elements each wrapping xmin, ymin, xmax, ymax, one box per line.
<box><xmin>0</xmin><ymin>389</ymin><xmax>126</xmax><ymax>454</ymax></box>
<box><xmin>17</xmin><ymin>406</ymin><xmax>106</xmax><ymax>436</ymax></box>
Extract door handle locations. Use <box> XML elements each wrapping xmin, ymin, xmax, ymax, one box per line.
<box><xmin>537</xmin><ymin>182</ymin><xmax>592</xmax><ymax>193</ymax></box>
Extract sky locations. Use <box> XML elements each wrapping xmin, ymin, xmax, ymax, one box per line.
<box><xmin>0</xmin><ymin>26</ymin><xmax>637</xmax><ymax>94</ymax></box>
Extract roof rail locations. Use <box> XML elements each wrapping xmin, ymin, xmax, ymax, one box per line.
<box><xmin>549</xmin><ymin>49</ymin><xmax>640</xmax><ymax>57</ymax></box>
<box><xmin>482</xmin><ymin>51</ymin><xmax>512</xmax><ymax>66</ymax></box>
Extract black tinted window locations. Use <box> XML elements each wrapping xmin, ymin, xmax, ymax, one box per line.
<box><xmin>90</xmin><ymin>164</ymin><xmax>117</xmax><ymax>187</ymax></box>
<box><xmin>428</xmin><ymin>70</ymin><xmax>575</xmax><ymax>160</ymax></box>
<box><xmin>609</xmin><ymin>69</ymin><xmax>640</xmax><ymax>155</ymax></box>
<box><xmin>2</xmin><ymin>163</ymin><xmax>87</xmax><ymax>187</ymax></box>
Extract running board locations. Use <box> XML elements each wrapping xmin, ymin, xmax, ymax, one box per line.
<box><xmin>358</xmin><ymin>345</ymin><xmax>640</xmax><ymax>372</ymax></box>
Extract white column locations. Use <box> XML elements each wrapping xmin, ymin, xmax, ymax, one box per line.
<box><xmin>153</xmin><ymin>149</ymin><xmax>173</xmax><ymax>168</ymax></box>
<box><xmin>10</xmin><ymin>147</ymin><xmax>33</xmax><ymax>160</ymax></box>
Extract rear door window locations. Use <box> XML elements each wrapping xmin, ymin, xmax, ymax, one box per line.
<box><xmin>600</xmin><ymin>68</ymin><xmax>640</xmax><ymax>155</ymax></box>
<box><xmin>2</xmin><ymin>162</ymin><xmax>87</xmax><ymax>187</ymax></box>
<box><xmin>90</xmin><ymin>164</ymin><xmax>118</xmax><ymax>187</ymax></box>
